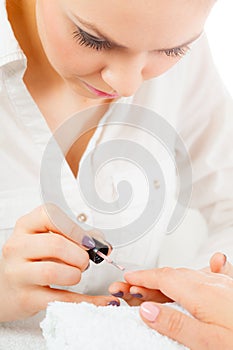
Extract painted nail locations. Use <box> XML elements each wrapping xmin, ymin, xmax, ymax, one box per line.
<box><xmin>131</xmin><ymin>293</ymin><xmax>143</xmax><ymax>298</ymax></box>
<box><xmin>141</xmin><ymin>302</ymin><xmax>160</xmax><ymax>322</ymax></box>
<box><xmin>82</xmin><ymin>236</ymin><xmax>96</xmax><ymax>249</ymax></box>
<box><xmin>107</xmin><ymin>300</ymin><xmax>120</xmax><ymax>307</ymax></box>
<box><xmin>111</xmin><ymin>291</ymin><xmax>124</xmax><ymax>298</ymax></box>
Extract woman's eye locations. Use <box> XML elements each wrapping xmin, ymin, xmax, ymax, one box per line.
<box><xmin>162</xmin><ymin>46</ymin><xmax>190</xmax><ymax>58</ymax></box>
<box><xmin>72</xmin><ymin>27</ymin><xmax>112</xmax><ymax>51</ymax></box>
<box><xmin>72</xmin><ymin>26</ymin><xmax>190</xmax><ymax>57</ymax></box>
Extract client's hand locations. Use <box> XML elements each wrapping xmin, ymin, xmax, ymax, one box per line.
<box><xmin>109</xmin><ymin>252</ymin><xmax>233</xmax><ymax>306</ymax></box>
<box><xmin>124</xmin><ymin>267</ymin><xmax>233</xmax><ymax>349</ymax></box>
<box><xmin>108</xmin><ymin>279</ymin><xmax>172</xmax><ymax>306</ymax></box>
<box><xmin>209</xmin><ymin>252</ymin><xmax>233</xmax><ymax>277</ymax></box>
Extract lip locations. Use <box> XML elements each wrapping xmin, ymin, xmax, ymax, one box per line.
<box><xmin>83</xmin><ymin>81</ymin><xmax>119</xmax><ymax>98</ymax></box>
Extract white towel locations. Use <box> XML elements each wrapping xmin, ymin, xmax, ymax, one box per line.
<box><xmin>0</xmin><ymin>312</ymin><xmax>46</xmax><ymax>350</ymax></box>
<box><xmin>41</xmin><ymin>301</ymin><xmax>189</xmax><ymax>350</ymax></box>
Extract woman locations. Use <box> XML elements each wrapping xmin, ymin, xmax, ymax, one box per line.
<box><xmin>1</xmin><ymin>0</ymin><xmax>233</xmax><ymax>329</ymax></box>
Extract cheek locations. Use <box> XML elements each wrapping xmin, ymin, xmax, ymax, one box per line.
<box><xmin>143</xmin><ymin>54</ymin><xmax>181</xmax><ymax>79</ymax></box>
<box><xmin>36</xmin><ymin>1</ymin><xmax>104</xmax><ymax>77</ymax></box>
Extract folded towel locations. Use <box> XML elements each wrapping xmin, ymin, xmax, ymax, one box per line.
<box><xmin>41</xmin><ymin>301</ymin><xmax>189</xmax><ymax>350</ymax></box>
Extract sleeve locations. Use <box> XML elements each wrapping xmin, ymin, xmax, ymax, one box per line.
<box><xmin>175</xmin><ymin>33</ymin><xmax>233</xmax><ymax>268</ymax></box>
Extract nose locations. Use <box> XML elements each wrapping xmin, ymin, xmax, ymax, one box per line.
<box><xmin>101</xmin><ymin>52</ymin><xmax>147</xmax><ymax>97</ymax></box>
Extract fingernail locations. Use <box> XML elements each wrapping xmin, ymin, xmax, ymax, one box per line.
<box><xmin>107</xmin><ymin>300</ymin><xmax>120</xmax><ymax>307</ymax></box>
<box><xmin>141</xmin><ymin>302</ymin><xmax>160</xmax><ymax>322</ymax></box>
<box><xmin>82</xmin><ymin>236</ymin><xmax>95</xmax><ymax>249</ymax></box>
<box><xmin>111</xmin><ymin>291</ymin><xmax>124</xmax><ymax>298</ymax></box>
<box><xmin>123</xmin><ymin>271</ymin><xmax>135</xmax><ymax>279</ymax></box>
<box><xmin>124</xmin><ymin>270</ymin><xmax>134</xmax><ymax>276</ymax></box>
<box><xmin>131</xmin><ymin>293</ymin><xmax>143</xmax><ymax>298</ymax></box>
<box><xmin>222</xmin><ymin>254</ymin><xmax>227</xmax><ymax>266</ymax></box>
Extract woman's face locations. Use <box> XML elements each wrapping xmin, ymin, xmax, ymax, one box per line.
<box><xmin>36</xmin><ymin>0</ymin><xmax>215</xmax><ymax>99</ymax></box>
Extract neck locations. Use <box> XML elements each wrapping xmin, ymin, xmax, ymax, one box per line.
<box><xmin>6</xmin><ymin>0</ymin><xmax>61</xmax><ymax>84</ymax></box>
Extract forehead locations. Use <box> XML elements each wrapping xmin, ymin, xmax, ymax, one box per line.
<box><xmin>66</xmin><ymin>0</ymin><xmax>214</xmax><ymax>49</ymax></box>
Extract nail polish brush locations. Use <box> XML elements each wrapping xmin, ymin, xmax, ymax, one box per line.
<box><xmin>96</xmin><ymin>251</ymin><xmax>126</xmax><ymax>271</ymax></box>
<box><xmin>85</xmin><ymin>237</ymin><xmax>125</xmax><ymax>271</ymax></box>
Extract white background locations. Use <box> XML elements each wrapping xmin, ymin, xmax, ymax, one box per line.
<box><xmin>205</xmin><ymin>0</ymin><xmax>233</xmax><ymax>97</ymax></box>
<box><xmin>159</xmin><ymin>0</ymin><xmax>233</xmax><ymax>267</ymax></box>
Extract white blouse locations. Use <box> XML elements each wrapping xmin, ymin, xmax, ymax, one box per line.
<box><xmin>1</xmin><ymin>0</ymin><xmax>233</xmax><ymax>295</ymax></box>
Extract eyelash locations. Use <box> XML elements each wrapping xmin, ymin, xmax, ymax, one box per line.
<box><xmin>72</xmin><ymin>27</ymin><xmax>189</xmax><ymax>58</ymax></box>
<box><xmin>72</xmin><ymin>27</ymin><xmax>112</xmax><ymax>51</ymax></box>
<box><xmin>162</xmin><ymin>47</ymin><xmax>190</xmax><ymax>58</ymax></box>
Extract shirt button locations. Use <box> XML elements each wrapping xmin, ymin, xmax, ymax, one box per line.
<box><xmin>77</xmin><ymin>213</ymin><xmax>88</xmax><ymax>222</ymax></box>
<box><xmin>154</xmin><ymin>180</ymin><xmax>160</xmax><ymax>189</ymax></box>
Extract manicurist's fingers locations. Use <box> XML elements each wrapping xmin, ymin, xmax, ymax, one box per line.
<box><xmin>129</xmin><ymin>285</ymin><xmax>172</xmax><ymax>303</ymax></box>
<box><xmin>17</xmin><ymin>261</ymin><xmax>83</xmax><ymax>286</ymax></box>
<box><xmin>21</xmin><ymin>233</ymin><xmax>89</xmax><ymax>271</ymax></box>
<box><xmin>42</xmin><ymin>288</ymin><xmax>120</xmax><ymax>308</ymax></box>
<box><xmin>20</xmin><ymin>287</ymin><xmax>120</xmax><ymax>317</ymax></box>
<box><xmin>109</xmin><ymin>281</ymin><xmax>131</xmax><ymax>299</ymax></box>
<box><xmin>14</xmin><ymin>203</ymin><xmax>92</xmax><ymax>247</ymax></box>
<box><xmin>139</xmin><ymin>302</ymin><xmax>232</xmax><ymax>350</ymax></box>
<box><xmin>108</xmin><ymin>281</ymin><xmax>146</xmax><ymax>305</ymax></box>
<box><xmin>109</xmin><ymin>281</ymin><xmax>171</xmax><ymax>306</ymax></box>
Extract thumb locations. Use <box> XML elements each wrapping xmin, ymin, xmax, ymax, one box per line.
<box><xmin>139</xmin><ymin>302</ymin><xmax>214</xmax><ymax>350</ymax></box>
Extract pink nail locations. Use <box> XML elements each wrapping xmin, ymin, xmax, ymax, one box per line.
<box><xmin>123</xmin><ymin>270</ymin><xmax>134</xmax><ymax>278</ymax></box>
<box><xmin>141</xmin><ymin>302</ymin><xmax>160</xmax><ymax>322</ymax></box>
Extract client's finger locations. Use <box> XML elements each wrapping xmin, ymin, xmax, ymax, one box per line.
<box><xmin>129</xmin><ymin>286</ymin><xmax>172</xmax><ymax>303</ymax></box>
<box><xmin>125</xmin><ymin>267</ymin><xmax>233</xmax><ymax>328</ymax></box>
<box><xmin>139</xmin><ymin>302</ymin><xmax>231</xmax><ymax>350</ymax></box>
<box><xmin>209</xmin><ymin>252</ymin><xmax>227</xmax><ymax>273</ymax></box>
<box><xmin>124</xmin><ymin>267</ymin><xmax>207</xmax><ymax>306</ymax></box>
<box><xmin>210</xmin><ymin>252</ymin><xmax>233</xmax><ymax>278</ymax></box>
<box><xmin>108</xmin><ymin>281</ymin><xmax>131</xmax><ymax>299</ymax></box>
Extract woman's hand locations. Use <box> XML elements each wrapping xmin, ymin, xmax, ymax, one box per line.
<box><xmin>108</xmin><ymin>280</ymin><xmax>172</xmax><ymax>306</ymax></box>
<box><xmin>0</xmin><ymin>205</ymin><xmax>119</xmax><ymax>322</ymax></box>
<box><xmin>109</xmin><ymin>252</ymin><xmax>233</xmax><ymax>306</ymax></box>
<box><xmin>209</xmin><ymin>252</ymin><xmax>233</xmax><ymax>277</ymax></box>
<box><xmin>124</xmin><ymin>267</ymin><xmax>233</xmax><ymax>349</ymax></box>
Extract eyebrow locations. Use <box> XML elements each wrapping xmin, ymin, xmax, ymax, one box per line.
<box><xmin>73</xmin><ymin>14</ymin><xmax>203</xmax><ymax>51</ymax></box>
